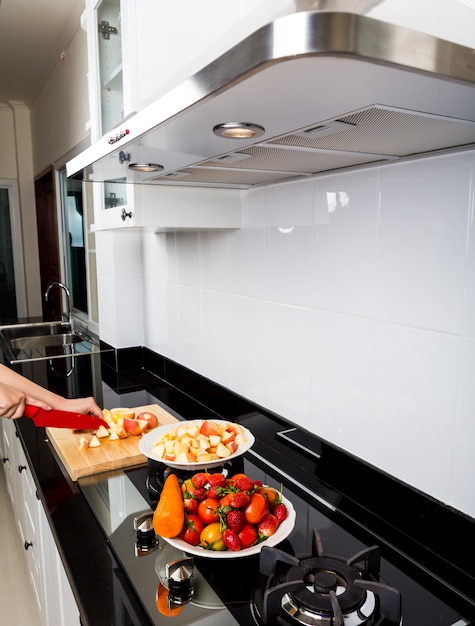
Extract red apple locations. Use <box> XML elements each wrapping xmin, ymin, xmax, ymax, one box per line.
<box><xmin>136</xmin><ymin>411</ymin><xmax>159</xmax><ymax>430</ymax></box>
<box><xmin>123</xmin><ymin>417</ymin><xmax>148</xmax><ymax>436</ymax></box>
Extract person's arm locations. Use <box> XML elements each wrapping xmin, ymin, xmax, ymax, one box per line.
<box><xmin>0</xmin><ymin>363</ymin><xmax>103</xmax><ymax>419</ymax></box>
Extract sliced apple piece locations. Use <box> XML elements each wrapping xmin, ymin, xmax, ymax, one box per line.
<box><xmin>216</xmin><ymin>442</ymin><xmax>231</xmax><ymax>458</ymax></box>
<box><xmin>78</xmin><ymin>436</ymin><xmax>89</xmax><ymax>451</ymax></box>
<box><xmin>89</xmin><ymin>435</ymin><xmax>101</xmax><ymax>448</ymax></box>
<box><xmin>95</xmin><ymin>424</ymin><xmax>110</xmax><ymax>438</ymax></box>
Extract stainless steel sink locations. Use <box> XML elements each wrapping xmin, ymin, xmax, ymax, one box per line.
<box><xmin>0</xmin><ymin>321</ymin><xmax>109</xmax><ymax>363</ymax></box>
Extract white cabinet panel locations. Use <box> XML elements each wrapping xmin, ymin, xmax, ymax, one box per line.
<box><xmin>2</xmin><ymin>421</ymin><xmax>80</xmax><ymax>626</ymax></box>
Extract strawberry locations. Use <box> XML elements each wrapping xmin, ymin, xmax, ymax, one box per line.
<box><xmin>234</xmin><ymin>476</ymin><xmax>254</xmax><ymax>492</ymax></box>
<box><xmin>258</xmin><ymin>513</ymin><xmax>279</xmax><ymax>538</ymax></box>
<box><xmin>207</xmin><ymin>485</ymin><xmax>225</xmax><ymax>500</ymax></box>
<box><xmin>207</xmin><ymin>473</ymin><xmax>226</xmax><ymax>487</ymax></box>
<box><xmin>184</xmin><ymin>497</ymin><xmax>199</xmax><ymax>514</ymax></box>
<box><xmin>219</xmin><ymin>493</ymin><xmax>234</xmax><ymax>508</ymax></box>
<box><xmin>191</xmin><ymin>472</ymin><xmax>210</xmax><ymax>488</ymax></box>
<box><xmin>222</xmin><ymin>528</ymin><xmax>241</xmax><ymax>551</ymax></box>
<box><xmin>230</xmin><ymin>491</ymin><xmax>251</xmax><ymax>509</ymax></box>
<box><xmin>193</xmin><ymin>487</ymin><xmax>207</xmax><ymax>502</ymax></box>
<box><xmin>273</xmin><ymin>502</ymin><xmax>287</xmax><ymax>524</ymax></box>
<box><xmin>227</xmin><ymin>509</ymin><xmax>245</xmax><ymax>533</ymax></box>
<box><xmin>238</xmin><ymin>523</ymin><xmax>258</xmax><ymax>549</ymax></box>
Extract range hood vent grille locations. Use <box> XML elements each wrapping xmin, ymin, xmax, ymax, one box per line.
<box><xmin>274</xmin><ymin>106</ymin><xmax>475</xmax><ymax>155</ymax></box>
<box><xmin>149</xmin><ymin>106</ymin><xmax>475</xmax><ymax>188</ymax></box>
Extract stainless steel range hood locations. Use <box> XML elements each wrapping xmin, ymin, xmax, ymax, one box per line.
<box><xmin>67</xmin><ymin>11</ymin><xmax>475</xmax><ymax>189</ymax></box>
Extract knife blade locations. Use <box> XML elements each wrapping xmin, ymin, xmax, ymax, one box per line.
<box><xmin>24</xmin><ymin>404</ymin><xmax>109</xmax><ymax>430</ymax></box>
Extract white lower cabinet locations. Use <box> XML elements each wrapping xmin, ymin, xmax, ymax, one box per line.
<box><xmin>0</xmin><ymin>419</ymin><xmax>81</xmax><ymax>626</ymax></box>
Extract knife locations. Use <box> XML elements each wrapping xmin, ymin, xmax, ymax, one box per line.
<box><xmin>24</xmin><ymin>404</ymin><xmax>109</xmax><ymax>430</ymax></box>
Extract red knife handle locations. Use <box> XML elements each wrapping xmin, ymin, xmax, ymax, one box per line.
<box><xmin>24</xmin><ymin>404</ymin><xmax>40</xmax><ymax>418</ymax></box>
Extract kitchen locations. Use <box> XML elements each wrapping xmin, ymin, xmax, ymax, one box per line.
<box><xmin>1</xmin><ymin>1</ymin><xmax>475</xmax><ymax>625</ymax></box>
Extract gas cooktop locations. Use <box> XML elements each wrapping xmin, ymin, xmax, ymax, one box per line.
<box><xmin>78</xmin><ymin>436</ymin><xmax>474</xmax><ymax>626</ymax></box>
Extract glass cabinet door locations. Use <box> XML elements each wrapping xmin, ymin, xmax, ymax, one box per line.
<box><xmin>96</xmin><ymin>0</ymin><xmax>123</xmax><ymax>135</ymax></box>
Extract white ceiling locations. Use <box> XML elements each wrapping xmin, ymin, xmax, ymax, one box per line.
<box><xmin>0</xmin><ymin>0</ymin><xmax>84</xmax><ymax>106</ymax></box>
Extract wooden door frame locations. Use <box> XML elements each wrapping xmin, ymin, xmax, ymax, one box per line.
<box><xmin>34</xmin><ymin>166</ymin><xmax>62</xmax><ymax>321</ymax></box>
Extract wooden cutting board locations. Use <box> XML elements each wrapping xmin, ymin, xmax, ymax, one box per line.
<box><xmin>46</xmin><ymin>404</ymin><xmax>180</xmax><ymax>481</ymax></box>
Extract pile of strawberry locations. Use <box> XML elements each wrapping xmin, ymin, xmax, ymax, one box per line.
<box><xmin>178</xmin><ymin>471</ymin><xmax>288</xmax><ymax>552</ymax></box>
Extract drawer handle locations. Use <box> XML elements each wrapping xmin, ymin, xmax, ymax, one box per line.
<box><xmin>24</xmin><ymin>541</ymin><xmax>33</xmax><ymax>551</ymax></box>
<box><xmin>2</xmin><ymin>457</ymin><xmax>8</xmax><ymax>464</ymax></box>
<box><xmin>18</xmin><ymin>464</ymin><xmax>27</xmax><ymax>473</ymax></box>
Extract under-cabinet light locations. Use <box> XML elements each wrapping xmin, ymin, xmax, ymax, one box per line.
<box><xmin>128</xmin><ymin>163</ymin><xmax>164</xmax><ymax>173</ymax></box>
<box><xmin>213</xmin><ymin>122</ymin><xmax>265</xmax><ymax>139</ymax></box>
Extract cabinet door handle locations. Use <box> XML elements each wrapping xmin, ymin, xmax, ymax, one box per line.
<box><xmin>2</xmin><ymin>457</ymin><xmax>8</xmax><ymax>464</ymax></box>
<box><xmin>18</xmin><ymin>464</ymin><xmax>27</xmax><ymax>473</ymax></box>
<box><xmin>121</xmin><ymin>208</ymin><xmax>132</xmax><ymax>221</ymax></box>
<box><xmin>24</xmin><ymin>541</ymin><xmax>33</xmax><ymax>551</ymax></box>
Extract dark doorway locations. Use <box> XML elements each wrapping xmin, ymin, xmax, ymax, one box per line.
<box><xmin>34</xmin><ymin>167</ymin><xmax>61</xmax><ymax>320</ymax></box>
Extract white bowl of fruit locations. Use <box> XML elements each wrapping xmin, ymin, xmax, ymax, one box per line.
<box><xmin>139</xmin><ymin>419</ymin><xmax>255</xmax><ymax>469</ymax></box>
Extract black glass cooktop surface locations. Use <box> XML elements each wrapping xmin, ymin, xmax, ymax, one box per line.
<box><xmin>79</xmin><ymin>448</ymin><xmax>472</xmax><ymax>626</ymax></box>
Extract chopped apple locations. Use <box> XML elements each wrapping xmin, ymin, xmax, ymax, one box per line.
<box><xmin>123</xmin><ymin>417</ymin><xmax>148</xmax><ymax>436</ymax></box>
<box><xmin>186</xmin><ymin>423</ymin><xmax>201</xmax><ymax>438</ymax></box>
<box><xmin>117</xmin><ymin>426</ymin><xmax>128</xmax><ymax>439</ymax></box>
<box><xmin>95</xmin><ymin>425</ymin><xmax>110</xmax><ymax>438</ymax></box>
<box><xmin>136</xmin><ymin>411</ymin><xmax>159</xmax><ymax>430</ymax></box>
<box><xmin>209</xmin><ymin>434</ymin><xmax>221</xmax><ymax>447</ymax></box>
<box><xmin>164</xmin><ymin>453</ymin><xmax>176</xmax><ymax>461</ymax></box>
<box><xmin>197</xmin><ymin>434</ymin><xmax>210</xmax><ymax>449</ymax></box>
<box><xmin>78</xmin><ymin>436</ymin><xmax>89</xmax><ymax>451</ymax></box>
<box><xmin>221</xmin><ymin>430</ymin><xmax>235</xmax><ymax>444</ymax></box>
<box><xmin>199</xmin><ymin>420</ymin><xmax>221</xmax><ymax>437</ymax></box>
<box><xmin>195</xmin><ymin>453</ymin><xmax>214</xmax><ymax>463</ymax></box>
<box><xmin>235</xmin><ymin>433</ymin><xmax>246</xmax><ymax>445</ymax></box>
<box><xmin>216</xmin><ymin>442</ymin><xmax>231</xmax><ymax>458</ymax></box>
<box><xmin>226</xmin><ymin>441</ymin><xmax>237</xmax><ymax>454</ymax></box>
<box><xmin>165</xmin><ymin>439</ymin><xmax>175</xmax><ymax>454</ymax></box>
<box><xmin>176</xmin><ymin>424</ymin><xmax>189</xmax><ymax>438</ymax></box>
<box><xmin>89</xmin><ymin>435</ymin><xmax>101</xmax><ymax>448</ymax></box>
<box><xmin>152</xmin><ymin>443</ymin><xmax>165</xmax><ymax>458</ymax></box>
<box><xmin>175</xmin><ymin>450</ymin><xmax>197</xmax><ymax>464</ymax></box>
<box><xmin>109</xmin><ymin>431</ymin><xmax>119</xmax><ymax>441</ymax></box>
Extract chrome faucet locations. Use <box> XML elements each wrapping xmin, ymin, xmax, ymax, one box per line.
<box><xmin>44</xmin><ymin>282</ymin><xmax>72</xmax><ymax>327</ymax></box>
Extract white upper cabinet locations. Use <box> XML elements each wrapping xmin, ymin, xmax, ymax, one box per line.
<box><xmin>84</xmin><ymin>0</ymin><xmax>295</xmax><ymax>141</ymax></box>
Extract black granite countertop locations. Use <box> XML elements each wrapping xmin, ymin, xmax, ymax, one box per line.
<box><xmin>5</xmin><ymin>344</ymin><xmax>475</xmax><ymax>625</ymax></box>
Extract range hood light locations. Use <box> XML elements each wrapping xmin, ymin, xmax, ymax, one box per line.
<box><xmin>213</xmin><ymin>122</ymin><xmax>265</xmax><ymax>139</ymax></box>
<box><xmin>128</xmin><ymin>163</ymin><xmax>164</xmax><ymax>172</ymax></box>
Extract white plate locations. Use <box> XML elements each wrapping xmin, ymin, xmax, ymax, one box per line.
<box><xmin>139</xmin><ymin>419</ymin><xmax>255</xmax><ymax>470</ymax></box>
<box><xmin>161</xmin><ymin>495</ymin><xmax>296</xmax><ymax>559</ymax></box>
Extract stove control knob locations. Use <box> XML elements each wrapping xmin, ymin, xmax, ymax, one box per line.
<box><xmin>134</xmin><ymin>511</ymin><xmax>159</xmax><ymax>556</ymax></box>
<box><xmin>166</xmin><ymin>557</ymin><xmax>195</xmax><ymax>605</ymax></box>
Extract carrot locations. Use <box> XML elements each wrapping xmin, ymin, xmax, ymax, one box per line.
<box><xmin>153</xmin><ymin>473</ymin><xmax>185</xmax><ymax>538</ymax></box>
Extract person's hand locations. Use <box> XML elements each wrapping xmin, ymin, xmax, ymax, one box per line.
<box><xmin>0</xmin><ymin>382</ymin><xmax>50</xmax><ymax>419</ymax></box>
<box><xmin>55</xmin><ymin>396</ymin><xmax>103</xmax><ymax>419</ymax></box>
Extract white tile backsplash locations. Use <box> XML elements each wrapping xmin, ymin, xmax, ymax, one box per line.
<box><xmin>310</xmin><ymin>311</ymin><xmax>375</xmax><ymax>455</ymax></box>
<box><xmin>370</xmin><ymin>322</ymin><xmax>460</xmax><ymax>501</ymax></box>
<box><xmin>101</xmin><ymin>148</ymin><xmax>475</xmax><ymax>519</ymax></box>
<box><xmin>313</xmin><ymin>168</ymin><xmax>380</xmax><ymax>317</ymax></box>
<box><xmin>377</xmin><ymin>154</ymin><xmax>471</xmax><ymax>333</ymax></box>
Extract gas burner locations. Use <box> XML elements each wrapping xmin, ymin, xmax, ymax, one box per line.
<box><xmin>252</xmin><ymin>529</ymin><xmax>401</xmax><ymax>626</ymax></box>
<box><xmin>145</xmin><ymin>457</ymin><xmax>243</xmax><ymax>501</ymax></box>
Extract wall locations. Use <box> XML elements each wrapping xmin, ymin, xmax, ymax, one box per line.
<box><xmin>130</xmin><ymin>149</ymin><xmax>475</xmax><ymax>520</ymax></box>
<box><xmin>0</xmin><ymin>103</ymin><xmax>42</xmax><ymax>316</ymax></box>
<box><xmin>88</xmin><ymin>0</ymin><xmax>475</xmax><ymax>519</ymax></box>
<box><xmin>31</xmin><ymin>22</ymin><xmax>89</xmax><ymax>174</ymax></box>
